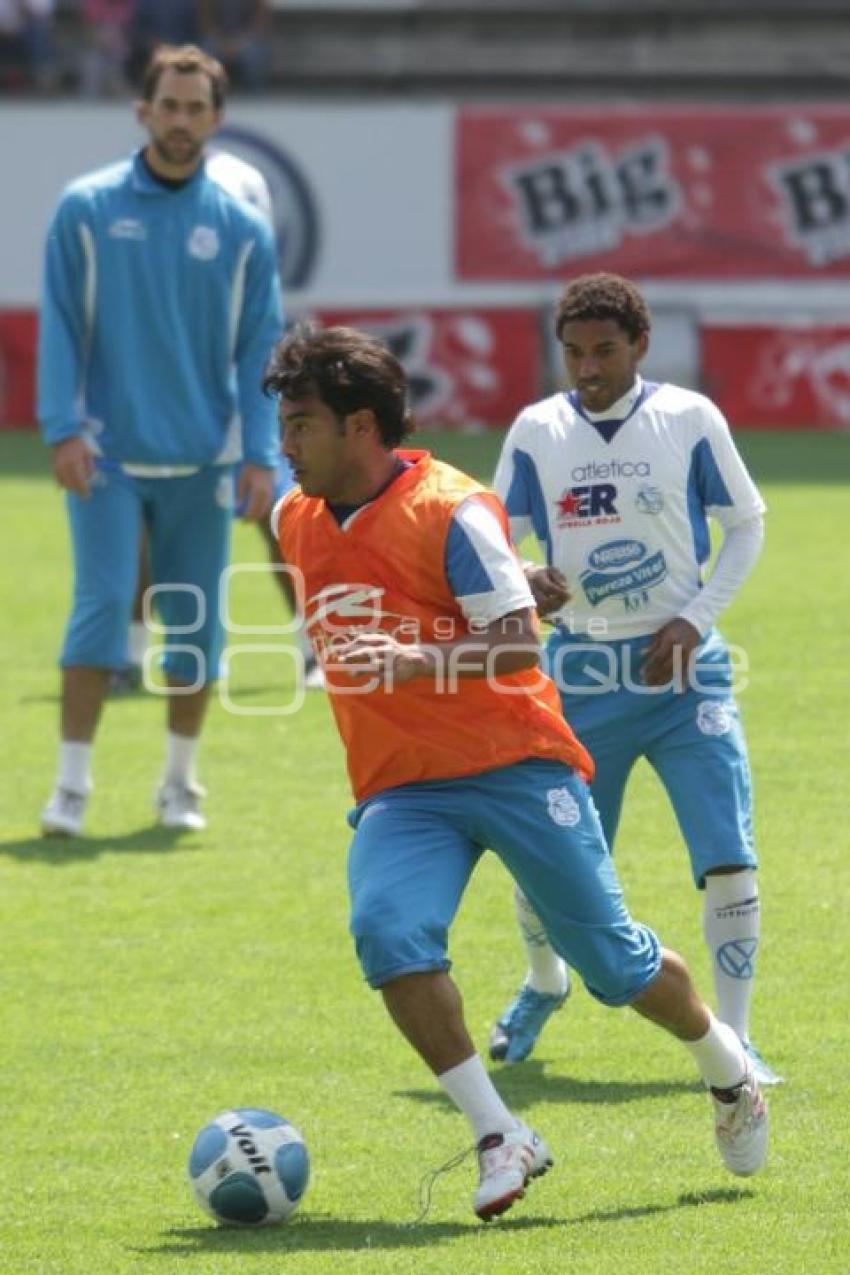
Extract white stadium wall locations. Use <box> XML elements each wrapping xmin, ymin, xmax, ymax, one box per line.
<box><xmin>4</xmin><ymin>100</ymin><xmax>850</xmax><ymax>429</ymax></box>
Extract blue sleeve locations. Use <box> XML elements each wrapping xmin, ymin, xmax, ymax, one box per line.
<box><xmin>235</xmin><ymin>219</ymin><xmax>285</xmax><ymax>468</ymax></box>
<box><xmin>443</xmin><ymin>499</ymin><xmax>535</xmax><ymax>624</ymax></box>
<box><xmin>37</xmin><ymin>191</ymin><xmax>89</xmax><ymax>445</ymax></box>
<box><xmin>686</xmin><ymin>437</ymin><xmax>734</xmax><ymax>564</ymax></box>
<box><xmin>445</xmin><ymin>517</ymin><xmax>495</xmax><ymax>599</ymax></box>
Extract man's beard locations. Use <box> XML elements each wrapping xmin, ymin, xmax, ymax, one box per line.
<box><xmin>153</xmin><ymin>134</ymin><xmax>203</xmax><ymax>168</ymax></box>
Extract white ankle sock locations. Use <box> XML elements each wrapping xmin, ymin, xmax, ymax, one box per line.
<box><xmin>437</xmin><ymin>1055</ymin><xmax>517</xmax><ymax>1141</ymax></box>
<box><xmin>127</xmin><ymin>621</ymin><xmax>148</xmax><ymax>668</ymax></box>
<box><xmin>685</xmin><ymin>1012</ymin><xmax>747</xmax><ymax>1090</ymax></box>
<box><xmin>57</xmin><ymin>741</ymin><xmax>93</xmax><ymax>794</ymax></box>
<box><xmin>514</xmin><ymin>887</ymin><xmax>569</xmax><ymax>996</ymax></box>
<box><xmin>703</xmin><ymin>869</ymin><xmax>759</xmax><ymax>1042</ymax></box>
<box><xmin>162</xmin><ymin>732</ymin><xmax>199</xmax><ymax>788</ymax></box>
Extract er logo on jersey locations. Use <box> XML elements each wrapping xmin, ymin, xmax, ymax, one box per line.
<box><xmin>555</xmin><ymin>483</ymin><xmax>621</xmax><ymax>527</ymax></box>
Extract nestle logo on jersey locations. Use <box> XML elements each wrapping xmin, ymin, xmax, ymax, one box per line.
<box><xmin>556</xmin><ymin>483</ymin><xmax>621</xmax><ymax>526</ymax></box>
<box><xmin>588</xmin><ymin>539</ymin><xmax>645</xmax><ymax>570</ymax></box>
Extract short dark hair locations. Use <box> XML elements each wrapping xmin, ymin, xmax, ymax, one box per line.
<box><xmin>554</xmin><ymin>273</ymin><xmax>651</xmax><ymax>344</ymax></box>
<box><xmin>141</xmin><ymin>44</ymin><xmax>228</xmax><ymax>111</ymax></box>
<box><xmin>263</xmin><ymin>324</ymin><xmax>413</xmax><ymax>448</ymax></box>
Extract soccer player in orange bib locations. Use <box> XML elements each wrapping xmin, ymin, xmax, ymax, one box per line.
<box><xmin>266</xmin><ymin>324</ymin><xmax>768</xmax><ymax>1221</ymax></box>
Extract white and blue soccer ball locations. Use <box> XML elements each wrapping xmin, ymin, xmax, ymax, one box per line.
<box><xmin>188</xmin><ymin>1108</ymin><xmax>309</xmax><ymax>1226</ymax></box>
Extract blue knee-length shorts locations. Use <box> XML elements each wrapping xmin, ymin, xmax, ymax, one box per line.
<box><xmin>347</xmin><ymin>758</ymin><xmax>661</xmax><ymax>1004</ymax></box>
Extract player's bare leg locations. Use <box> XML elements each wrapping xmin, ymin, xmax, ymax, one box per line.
<box><xmin>381</xmin><ymin>970</ymin><xmax>552</xmax><ymax>1219</ymax></box>
<box><xmin>632</xmin><ymin>948</ymin><xmax>768</xmax><ymax>1177</ymax></box>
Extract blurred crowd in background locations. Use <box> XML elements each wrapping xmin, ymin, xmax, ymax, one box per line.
<box><xmin>0</xmin><ymin>0</ymin><xmax>271</xmax><ymax>96</ymax></box>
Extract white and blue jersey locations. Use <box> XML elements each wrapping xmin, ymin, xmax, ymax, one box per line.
<box><xmin>38</xmin><ymin>149</ymin><xmax>283</xmax><ymax>468</ymax></box>
<box><xmin>494</xmin><ymin>378</ymin><xmax>763</xmax><ymax>882</ymax></box>
<box><xmin>494</xmin><ymin>378</ymin><xmax>765</xmax><ymax>640</ymax></box>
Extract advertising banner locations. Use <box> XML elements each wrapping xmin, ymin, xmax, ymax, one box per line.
<box><xmin>457</xmin><ymin>104</ymin><xmax>850</xmax><ymax>281</ymax></box>
<box><xmin>0</xmin><ymin>312</ymin><xmax>37</xmax><ymax>429</ymax></box>
<box><xmin>0</xmin><ymin>306</ymin><xmax>541</xmax><ymax>430</ymax></box>
<box><xmin>701</xmin><ymin>323</ymin><xmax>850</xmax><ymax>430</ymax></box>
<box><xmin>316</xmin><ymin>307</ymin><xmax>541</xmax><ymax>428</ymax></box>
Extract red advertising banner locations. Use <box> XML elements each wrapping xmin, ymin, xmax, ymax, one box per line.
<box><xmin>0</xmin><ymin>311</ymin><xmax>37</xmax><ymax>428</ymax></box>
<box><xmin>316</xmin><ymin>307</ymin><xmax>541</xmax><ymax>428</ymax></box>
<box><xmin>0</xmin><ymin>306</ymin><xmax>542</xmax><ymax>431</ymax></box>
<box><xmin>457</xmin><ymin>104</ymin><xmax>850</xmax><ymax>281</ymax></box>
<box><xmin>701</xmin><ymin>324</ymin><xmax>850</xmax><ymax>430</ymax></box>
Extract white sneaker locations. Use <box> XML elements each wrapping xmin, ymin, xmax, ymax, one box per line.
<box><xmin>302</xmin><ymin>656</ymin><xmax>325</xmax><ymax>691</ymax></box>
<box><xmin>41</xmin><ymin>787</ymin><xmax>88</xmax><ymax>837</ymax></box>
<box><xmin>712</xmin><ymin>1066</ymin><xmax>769</xmax><ymax>1176</ymax></box>
<box><xmin>155</xmin><ymin>780</ymin><xmax>207</xmax><ymax>831</ymax></box>
<box><xmin>473</xmin><ymin>1123</ymin><xmax>552</xmax><ymax>1220</ymax></box>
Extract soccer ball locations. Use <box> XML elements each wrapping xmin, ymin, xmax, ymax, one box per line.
<box><xmin>187</xmin><ymin>1107</ymin><xmax>309</xmax><ymax>1226</ymax></box>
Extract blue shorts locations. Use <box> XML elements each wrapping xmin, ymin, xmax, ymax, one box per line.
<box><xmin>545</xmin><ymin>628</ymin><xmax>756</xmax><ymax>887</ymax></box>
<box><xmin>60</xmin><ymin>461</ymin><xmax>233</xmax><ymax>682</ymax></box>
<box><xmin>347</xmin><ymin>758</ymin><xmax>661</xmax><ymax>1003</ymax></box>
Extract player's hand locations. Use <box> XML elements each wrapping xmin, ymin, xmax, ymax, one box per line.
<box><xmin>51</xmin><ymin>436</ymin><xmax>94</xmax><ymax>497</ymax></box>
<box><xmin>640</xmin><ymin>618</ymin><xmax>702</xmax><ymax>689</ymax></box>
<box><xmin>525</xmin><ymin>564</ymin><xmax>570</xmax><ymax>617</ymax></box>
<box><xmin>236</xmin><ymin>463</ymin><xmax>275</xmax><ymax>521</ymax></box>
<box><xmin>332</xmin><ymin>632</ymin><xmax>431</xmax><ymax>685</ymax></box>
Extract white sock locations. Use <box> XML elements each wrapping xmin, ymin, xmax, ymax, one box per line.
<box><xmin>294</xmin><ymin>624</ymin><xmax>314</xmax><ymax>659</ymax></box>
<box><xmin>514</xmin><ymin>886</ymin><xmax>569</xmax><ymax>996</ymax></box>
<box><xmin>127</xmin><ymin>621</ymin><xmax>148</xmax><ymax>667</ymax></box>
<box><xmin>684</xmin><ymin>1012</ymin><xmax>748</xmax><ymax>1090</ymax></box>
<box><xmin>703</xmin><ymin>869</ymin><xmax>759</xmax><ymax>1042</ymax></box>
<box><xmin>57</xmin><ymin>741</ymin><xmax>93</xmax><ymax>794</ymax></box>
<box><xmin>437</xmin><ymin>1055</ymin><xmax>517</xmax><ymax>1142</ymax></box>
<box><xmin>162</xmin><ymin>732</ymin><xmax>200</xmax><ymax>788</ymax></box>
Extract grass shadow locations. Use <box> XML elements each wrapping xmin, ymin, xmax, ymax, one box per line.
<box><xmin>138</xmin><ymin>1186</ymin><xmax>754</xmax><ymax>1257</ymax></box>
<box><xmin>0</xmin><ymin>825</ymin><xmax>201</xmax><ymax>864</ymax></box>
<box><xmin>139</xmin><ymin>1212</ymin><xmax>563</xmax><ymax>1256</ymax></box>
<box><xmin>574</xmin><ymin>1185</ymin><xmax>755</xmax><ymax>1227</ymax></box>
<box><xmin>395</xmin><ymin>1061</ymin><xmax>702</xmax><ymax>1112</ymax></box>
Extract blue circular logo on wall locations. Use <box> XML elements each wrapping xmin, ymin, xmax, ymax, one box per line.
<box><xmin>217</xmin><ymin>125</ymin><xmax>319</xmax><ymax>289</ymax></box>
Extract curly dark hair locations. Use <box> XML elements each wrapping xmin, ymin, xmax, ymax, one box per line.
<box><xmin>554</xmin><ymin>273</ymin><xmax>651</xmax><ymax>344</ymax></box>
<box><xmin>263</xmin><ymin>324</ymin><xmax>413</xmax><ymax>448</ymax></box>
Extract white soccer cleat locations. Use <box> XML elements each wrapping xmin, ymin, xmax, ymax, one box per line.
<box><xmin>41</xmin><ymin>787</ymin><xmax>88</xmax><ymax>838</ymax></box>
<box><xmin>712</xmin><ymin>1065</ymin><xmax>769</xmax><ymax>1176</ymax></box>
<box><xmin>155</xmin><ymin>780</ymin><xmax>207</xmax><ymax>831</ymax></box>
<box><xmin>473</xmin><ymin>1123</ymin><xmax>552</xmax><ymax>1220</ymax></box>
<box><xmin>302</xmin><ymin>656</ymin><xmax>326</xmax><ymax>691</ymax></box>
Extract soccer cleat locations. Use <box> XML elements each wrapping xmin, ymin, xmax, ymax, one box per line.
<box><xmin>489</xmin><ymin>980</ymin><xmax>570</xmax><ymax>1063</ymax></box>
<box><xmin>712</xmin><ymin>1065</ymin><xmax>769</xmax><ymax>1176</ymax></box>
<box><xmin>743</xmin><ymin>1040</ymin><xmax>784</xmax><ymax>1087</ymax></box>
<box><xmin>155</xmin><ymin>780</ymin><xmax>207</xmax><ymax>831</ymax></box>
<box><xmin>302</xmin><ymin>655</ymin><xmax>326</xmax><ymax>691</ymax></box>
<box><xmin>473</xmin><ymin>1123</ymin><xmax>552</xmax><ymax>1221</ymax></box>
<box><xmin>41</xmin><ymin>787</ymin><xmax>88</xmax><ymax>838</ymax></box>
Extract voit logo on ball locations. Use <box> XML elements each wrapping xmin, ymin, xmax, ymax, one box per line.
<box><xmin>216</xmin><ymin>126</ymin><xmax>320</xmax><ymax>289</ymax></box>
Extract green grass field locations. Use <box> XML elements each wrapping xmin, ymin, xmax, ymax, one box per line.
<box><xmin>1</xmin><ymin>429</ymin><xmax>848</xmax><ymax>1275</ymax></box>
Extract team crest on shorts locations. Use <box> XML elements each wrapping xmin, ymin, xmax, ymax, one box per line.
<box><xmin>188</xmin><ymin>226</ymin><xmax>220</xmax><ymax>260</ymax></box>
<box><xmin>696</xmin><ymin>700</ymin><xmax>734</xmax><ymax>736</ymax></box>
<box><xmin>546</xmin><ymin>786</ymin><xmax>581</xmax><ymax>827</ymax></box>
